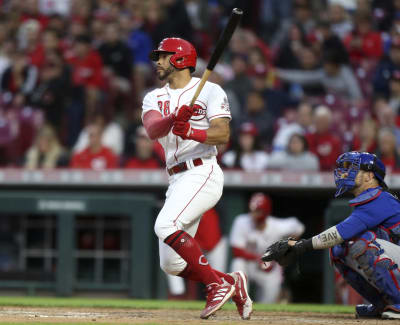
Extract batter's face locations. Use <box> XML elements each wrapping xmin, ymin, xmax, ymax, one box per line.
<box><xmin>156</xmin><ymin>53</ymin><xmax>175</xmax><ymax>81</ymax></box>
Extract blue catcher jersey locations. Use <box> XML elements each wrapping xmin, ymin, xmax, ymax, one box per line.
<box><xmin>337</xmin><ymin>187</ymin><xmax>400</xmax><ymax>241</ymax></box>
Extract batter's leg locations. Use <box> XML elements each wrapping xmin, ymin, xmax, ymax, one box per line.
<box><xmin>156</xmin><ymin>163</ymin><xmax>224</xmax><ymax>285</ymax></box>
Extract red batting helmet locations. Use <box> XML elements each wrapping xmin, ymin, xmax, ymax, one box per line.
<box><xmin>249</xmin><ymin>193</ymin><xmax>272</xmax><ymax>221</ymax></box>
<box><xmin>149</xmin><ymin>37</ymin><xmax>197</xmax><ymax>72</ymax></box>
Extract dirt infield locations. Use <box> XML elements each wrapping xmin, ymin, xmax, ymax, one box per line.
<box><xmin>0</xmin><ymin>307</ymin><xmax>398</xmax><ymax>325</ymax></box>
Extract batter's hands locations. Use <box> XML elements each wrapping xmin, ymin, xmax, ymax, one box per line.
<box><xmin>172</xmin><ymin>121</ymin><xmax>192</xmax><ymax>139</ymax></box>
<box><xmin>174</xmin><ymin>105</ymin><xmax>195</xmax><ymax>122</ymax></box>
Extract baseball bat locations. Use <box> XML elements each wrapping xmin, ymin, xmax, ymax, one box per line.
<box><xmin>189</xmin><ymin>8</ymin><xmax>243</xmax><ymax>107</ymax></box>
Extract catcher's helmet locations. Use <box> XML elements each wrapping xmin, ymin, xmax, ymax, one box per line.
<box><xmin>334</xmin><ymin>151</ymin><xmax>387</xmax><ymax>197</ymax></box>
<box><xmin>149</xmin><ymin>37</ymin><xmax>197</xmax><ymax>72</ymax></box>
<box><xmin>249</xmin><ymin>193</ymin><xmax>272</xmax><ymax>221</ymax></box>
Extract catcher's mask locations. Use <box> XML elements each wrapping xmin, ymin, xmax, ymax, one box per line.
<box><xmin>249</xmin><ymin>192</ymin><xmax>272</xmax><ymax>222</ymax></box>
<box><xmin>334</xmin><ymin>151</ymin><xmax>387</xmax><ymax>197</ymax></box>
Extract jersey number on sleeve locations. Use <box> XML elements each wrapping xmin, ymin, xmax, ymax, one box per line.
<box><xmin>158</xmin><ymin>101</ymin><xmax>170</xmax><ymax>116</ymax></box>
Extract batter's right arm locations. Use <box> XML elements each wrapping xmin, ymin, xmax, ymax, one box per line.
<box><xmin>142</xmin><ymin>110</ymin><xmax>175</xmax><ymax>140</ymax></box>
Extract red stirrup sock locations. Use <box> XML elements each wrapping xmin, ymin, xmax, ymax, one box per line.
<box><xmin>165</xmin><ymin>230</ymin><xmax>222</xmax><ymax>285</ymax></box>
<box><xmin>212</xmin><ymin>269</ymin><xmax>235</xmax><ymax>285</ymax></box>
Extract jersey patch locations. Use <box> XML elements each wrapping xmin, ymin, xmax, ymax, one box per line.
<box><xmin>349</xmin><ymin>188</ymin><xmax>382</xmax><ymax>207</ymax></box>
<box><xmin>221</xmin><ymin>97</ymin><xmax>230</xmax><ymax>112</ymax></box>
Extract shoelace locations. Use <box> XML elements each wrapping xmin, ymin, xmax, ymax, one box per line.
<box><xmin>206</xmin><ymin>284</ymin><xmax>230</xmax><ymax>303</ymax></box>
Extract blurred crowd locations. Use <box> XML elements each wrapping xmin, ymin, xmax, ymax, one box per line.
<box><xmin>1</xmin><ymin>0</ymin><xmax>400</xmax><ymax>172</ymax></box>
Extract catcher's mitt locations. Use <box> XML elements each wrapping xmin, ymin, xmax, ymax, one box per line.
<box><xmin>261</xmin><ymin>238</ymin><xmax>297</xmax><ymax>267</ymax></box>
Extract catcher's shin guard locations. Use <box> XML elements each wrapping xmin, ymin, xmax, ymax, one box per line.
<box><xmin>332</xmin><ymin>231</ymin><xmax>400</xmax><ymax>306</ymax></box>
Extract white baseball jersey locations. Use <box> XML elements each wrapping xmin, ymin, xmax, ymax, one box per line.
<box><xmin>230</xmin><ymin>214</ymin><xmax>305</xmax><ymax>255</ymax></box>
<box><xmin>142</xmin><ymin>77</ymin><xmax>231</xmax><ymax>168</ymax></box>
<box><xmin>230</xmin><ymin>214</ymin><xmax>305</xmax><ymax>303</ymax></box>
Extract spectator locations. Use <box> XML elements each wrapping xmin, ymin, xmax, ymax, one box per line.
<box><xmin>306</xmin><ymin>105</ymin><xmax>342</xmax><ymax>171</ymax></box>
<box><xmin>276</xmin><ymin>51</ymin><xmax>363</xmax><ymax>101</ymax></box>
<box><xmin>328</xmin><ymin>3</ymin><xmax>353</xmax><ymax>40</ymax></box>
<box><xmin>70</xmin><ymin>123</ymin><xmax>118</xmax><ymax>170</ymax></box>
<box><xmin>73</xmin><ymin>112</ymin><xmax>124</xmax><ymax>156</ymax></box>
<box><xmin>99</xmin><ymin>23</ymin><xmax>133</xmax><ymax>82</ymax></box>
<box><xmin>250</xmin><ymin>67</ymin><xmax>296</xmax><ymax>118</ymax></box>
<box><xmin>351</xmin><ymin>117</ymin><xmax>378</xmax><ymax>153</ymax></box>
<box><xmin>30</xmin><ymin>49</ymin><xmax>71</xmax><ymax>133</ymax></box>
<box><xmin>268</xmin><ymin>133</ymin><xmax>319</xmax><ymax>170</ymax></box>
<box><xmin>23</xmin><ymin>124</ymin><xmax>68</xmax><ymax>169</ymax></box>
<box><xmin>236</xmin><ymin>90</ymin><xmax>275</xmax><ymax>145</ymax></box>
<box><xmin>275</xmin><ymin>23</ymin><xmax>309</xmax><ymax>70</ymax></box>
<box><xmin>374</xmin><ymin>99</ymin><xmax>400</xmax><ymax>146</ymax></box>
<box><xmin>375</xmin><ymin>127</ymin><xmax>400</xmax><ymax>172</ymax></box>
<box><xmin>388</xmin><ymin>70</ymin><xmax>400</xmax><ymax>115</ymax></box>
<box><xmin>224</xmin><ymin>54</ymin><xmax>253</xmax><ymax>108</ymax></box>
<box><xmin>230</xmin><ymin>193</ymin><xmax>305</xmax><ymax>303</ymax></box>
<box><xmin>99</xmin><ymin>22</ymin><xmax>133</xmax><ymax>116</ymax></box>
<box><xmin>312</xmin><ymin>19</ymin><xmax>349</xmax><ymax>65</ymax></box>
<box><xmin>373</xmin><ymin>36</ymin><xmax>400</xmax><ymax>97</ymax></box>
<box><xmin>65</xmin><ymin>34</ymin><xmax>104</xmax><ymax>146</ymax></box>
<box><xmin>0</xmin><ymin>38</ymin><xmax>14</xmax><ymax>84</ymax></box>
<box><xmin>124</xmin><ymin>126</ymin><xmax>161</xmax><ymax>169</ymax></box>
<box><xmin>222</xmin><ymin>122</ymin><xmax>269</xmax><ymax>172</ymax></box>
<box><xmin>1</xmin><ymin>50</ymin><xmax>38</xmax><ymax>107</ymax></box>
<box><xmin>17</xmin><ymin>18</ymin><xmax>45</xmax><ymax>68</ymax></box>
<box><xmin>272</xmin><ymin>101</ymin><xmax>313</xmax><ymax>152</ymax></box>
<box><xmin>343</xmin><ymin>12</ymin><xmax>383</xmax><ymax>65</ymax></box>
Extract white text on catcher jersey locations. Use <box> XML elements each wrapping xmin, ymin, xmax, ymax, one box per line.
<box><xmin>142</xmin><ymin>77</ymin><xmax>231</xmax><ymax>168</ymax></box>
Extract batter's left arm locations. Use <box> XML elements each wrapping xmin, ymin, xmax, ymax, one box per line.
<box><xmin>172</xmin><ymin>117</ymin><xmax>230</xmax><ymax>144</ymax></box>
<box><xmin>203</xmin><ymin>117</ymin><xmax>230</xmax><ymax>145</ymax></box>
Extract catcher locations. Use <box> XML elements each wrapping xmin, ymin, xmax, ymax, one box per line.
<box><xmin>262</xmin><ymin>151</ymin><xmax>400</xmax><ymax>320</ymax></box>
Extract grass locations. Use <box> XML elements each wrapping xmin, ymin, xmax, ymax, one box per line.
<box><xmin>0</xmin><ymin>295</ymin><xmax>354</xmax><ymax>314</ymax></box>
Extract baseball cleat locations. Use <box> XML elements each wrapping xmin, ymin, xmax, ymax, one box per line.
<box><xmin>382</xmin><ymin>304</ymin><xmax>400</xmax><ymax>319</ymax></box>
<box><xmin>230</xmin><ymin>271</ymin><xmax>253</xmax><ymax>320</ymax></box>
<box><xmin>355</xmin><ymin>304</ymin><xmax>382</xmax><ymax>319</ymax></box>
<box><xmin>200</xmin><ymin>282</ymin><xmax>235</xmax><ymax>319</ymax></box>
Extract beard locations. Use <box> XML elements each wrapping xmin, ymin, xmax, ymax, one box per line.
<box><xmin>157</xmin><ymin>66</ymin><xmax>174</xmax><ymax>81</ymax></box>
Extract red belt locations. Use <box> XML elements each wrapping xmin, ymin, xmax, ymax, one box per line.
<box><xmin>167</xmin><ymin>158</ymin><xmax>203</xmax><ymax>176</ymax></box>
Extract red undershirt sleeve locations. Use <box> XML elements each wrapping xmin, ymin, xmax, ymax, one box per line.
<box><xmin>232</xmin><ymin>246</ymin><xmax>259</xmax><ymax>261</ymax></box>
<box><xmin>142</xmin><ymin>110</ymin><xmax>174</xmax><ymax>140</ymax></box>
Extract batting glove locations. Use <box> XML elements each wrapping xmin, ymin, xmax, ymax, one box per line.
<box><xmin>172</xmin><ymin>121</ymin><xmax>207</xmax><ymax>143</ymax></box>
<box><xmin>174</xmin><ymin>105</ymin><xmax>195</xmax><ymax>122</ymax></box>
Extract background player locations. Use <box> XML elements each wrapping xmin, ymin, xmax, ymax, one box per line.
<box><xmin>142</xmin><ymin>37</ymin><xmax>252</xmax><ymax>320</ymax></box>
<box><xmin>262</xmin><ymin>151</ymin><xmax>400</xmax><ymax>319</ymax></box>
<box><xmin>230</xmin><ymin>192</ymin><xmax>305</xmax><ymax>302</ymax></box>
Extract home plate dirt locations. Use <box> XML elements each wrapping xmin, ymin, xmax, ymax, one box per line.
<box><xmin>0</xmin><ymin>307</ymin><xmax>397</xmax><ymax>324</ymax></box>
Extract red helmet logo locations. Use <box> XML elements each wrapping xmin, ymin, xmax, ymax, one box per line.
<box><xmin>149</xmin><ymin>37</ymin><xmax>197</xmax><ymax>72</ymax></box>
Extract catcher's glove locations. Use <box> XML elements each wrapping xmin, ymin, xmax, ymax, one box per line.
<box><xmin>261</xmin><ymin>238</ymin><xmax>310</xmax><ymax>267</ymax></box>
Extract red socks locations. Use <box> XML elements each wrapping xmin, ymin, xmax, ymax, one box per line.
<box><xmin>164</xmin><ymin>230</ymin><xmax>221</xmax><ymax>286</ymax></box>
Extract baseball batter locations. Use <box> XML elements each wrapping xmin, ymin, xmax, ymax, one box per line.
<box><xmin>142</xmin><ymin>37</ymin><xmax>252</xmax><ymax>320</ymax></box>
<box><xmin>230</xmin><ymin>193</ymin><xmax>305</xmax><ymax>302</ymax></box>
<box><xmin>262</xmin><ymin>151</ymin><xmax>400</xmax><ymax>319</ymax></box>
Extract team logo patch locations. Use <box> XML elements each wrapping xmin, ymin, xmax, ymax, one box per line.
<box><xmin>188</xmin><ymin>101</ymin><xmax>207</xmax><ymax>121</ymax></box>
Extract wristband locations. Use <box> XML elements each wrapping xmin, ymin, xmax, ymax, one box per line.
<box><xmin>189</xmin><ymin>128</ymin><xmax>207</xmax><ymax>143</ymax></box>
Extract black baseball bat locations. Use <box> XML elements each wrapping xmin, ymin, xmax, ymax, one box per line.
<box><xmin>190</xmin><ymin>8</ymin><xmax>243</xmax><ymax>107</ymax></box>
